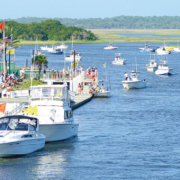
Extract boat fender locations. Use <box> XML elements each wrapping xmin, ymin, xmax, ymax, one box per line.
<box><xmin>169</xmin><ymin>51</ymin><xmax>171</xmax><ymax>54</ymax></box>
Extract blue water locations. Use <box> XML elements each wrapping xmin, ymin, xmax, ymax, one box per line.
<box><xmin>119</xmin><ymin>33</ymin><xmax>180</xmax><ymax>38</ymax></box>
<box><xmin>0</xmin><ymin>43</ymin><xmax>180</xmax><ymax>179</ymax></box>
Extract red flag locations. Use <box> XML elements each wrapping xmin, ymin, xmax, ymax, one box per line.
<box><xmin>0</xmin><ymin>22</ymin><xmax>5</xmax><ymax>30</ymax></box>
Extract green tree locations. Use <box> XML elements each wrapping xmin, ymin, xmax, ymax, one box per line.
<box><xmin>32</xmin><ymin>55</ymin><xmax>48</xmax><ymax>80</ymax></box>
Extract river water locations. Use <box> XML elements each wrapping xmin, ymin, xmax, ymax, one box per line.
<box><xmin>0</xmin><ymin>43</ymin><xmax>180</xmax><ymax>180</ymax></box>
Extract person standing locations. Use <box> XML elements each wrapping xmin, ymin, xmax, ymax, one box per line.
<box><xmin>81</xmin><ymin>82</ymin><xmax>83</xmax><ymax>94</ymax></box>
<box><xmin>78</xmin><ymin>83</ymin><xmax>81</xmax><ymax>95</ymax></box>
<box><xmin>124</xmin><ymin>72</ymin><xmax>128</xmax><ymax>81</ymax></box>
<box><xmin>60</xmin><ymin>71</ymin><xmax>63</xmax><ymax>79</ymax></box>
<box><xmin>43</xmin><ymin>69</ymin><xmax>46</xmax><ymax>79</ymax></box>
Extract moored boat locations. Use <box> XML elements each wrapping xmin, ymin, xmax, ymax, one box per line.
<box><xmin>0</xmin><ymin>115</ymin><xmax>45</xmax><ymax>158</ymax></box>
<box><xmin>146</xmin><ymin>59</ymin><xmax>158</xmax><ymax>72</ymax></box>
<box><xmin>104</xmin><ymin>43</ymin><xmax>117</xmax><ymax>50</ymax></box>
<box><xmin>155</xmin><ymin>60</ymin><xmax>173</xmax><ymax>75</ymax></box>
<box><xmin>112</xmin><ymin>53</ymin><xmax>126</xmax><ymax>65</ymax></box>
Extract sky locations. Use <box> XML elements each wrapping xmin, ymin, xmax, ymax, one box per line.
<box><xmin>1</xmin><ymin>0</ymin><xmax>180</xmax><ymax>19</ymax></box>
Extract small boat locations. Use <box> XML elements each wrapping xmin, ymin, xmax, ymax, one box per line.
<box><xmin>112</xmin><ymin>53</ymin><xmax>126</xmax><ymax>65</ymax></box>
<box><xmin>104</xmin><ymin>43</ymin><xmax>117</xmax><ymax>50</ymax></box>
<box><xmin>122</xmin><ymin>71</ymin><xmax>146</xmax><ymax>89</ymax></box>
<box><xmin>40</xmin><ymin>45</ymin><xmax>49</xmax><ymax>51</ymax></box>
<box><xmin>0</xmin><ymin>115</ymin><xmax>45</xmax><ymax>158</ymax></box>
<box><xmin>65</xmin><ymin>37</ymin><xmax>81</xmax><ymax>61</ymax></box>
<box><xmin>156</xmin><ymin>47</ymin><xmax>171</xmax><ymax>55</ymax></box>
<box><xmin>139</xmin><ymin>44</ymin><xmax>155</xmax><ymax>52</ymax></box>
<box><xmin>94</xmin><ymin>80</ymin><xmax>111</xmax><ymax>98</ymax></box>
<box><xmin>56</xmin><ymin>43</ymin><xmax>68</xmax><ymax>49</ymax></box>
<box><xmin>173</xmin><ymin>41</ymin><xmax>180</xmax><ymax>52</ymax></box>
<box><xmin>146</xmin><ymin>60</ymin><xmax>158</xmax><ymax>72</ymax></box>
<box><xmin>155</xmin><ymin>60</ymin><xmax>173</xmax><ymax>75</ymax></box>
<box><xmin>65</xmin><ymin>51</ymin><xmax>81</xmax><ymax>61</ymax></box>
<box><xmin>50</xmin><ymin>48</ymin><xmax>63</xmax><ymax>54</ymax></box>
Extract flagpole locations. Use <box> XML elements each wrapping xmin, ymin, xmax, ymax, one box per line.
<box><xmin>3</xmin><ymin>19</ymin><xmax>6</xmax><ymax>80</ymax></box>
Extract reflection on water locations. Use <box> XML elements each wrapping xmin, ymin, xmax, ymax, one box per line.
<box><xmin>0</xmin><ymin>43</ymin><xmax>180</xmax><ymax>179</ymax></box>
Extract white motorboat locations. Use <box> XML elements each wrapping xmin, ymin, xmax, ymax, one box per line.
<box><xmin>65</xmin><ymin>36</ymin><xmax>81</xmax><ymax>61</ymax></box>
<box><xmin>139</xmin><ymin>44</ymin><xmax>155</xmax><ymax>52</ymax></box>
<box><xmin>146</xmin><ymin>60</ymin><xmax>158</xmax><ymax>72</ymax></box>
<box><xmin>104</xmin><ymin>43</ymin><xmax>117</xmax><ymax>50</ymax></box>
<box><xmin>122</xmin><ymin>71</ymin><xmax>146</xmax><ymax>89</ymax></box>
<box><xmin>155</xmin><ymin>60</ymin><xmax>173</xmax><ymax>75</ymax></box>
<box><xmin>25</xmin><ymin>84</ymin><xmax>79</xmax><ymax>142</ymax></box>
<box><xmin>156</xmin><ymin>47</ymin><xmax>171</xmax><ymax>55</ymax></box>
<box><xmin>112</xmin><ymin>53</ymin><xmax>126</xmax><ymax>65</ymax></box>
<box><xmin>56</xmin><ymin>43</ymin><xmax>68</xmax><ymax>49</ymax></box>
<box><xmin>173</xmin><ymin>47</ymin><xmax>180</xmax><ymax>52</ymax></box>
<box><xmin>50</xmin><ymin>48</ymin><xmax>63</xmax><ymax>54</ymax></box>
<box><xmin>40</xmin><ymin>45</ymin><xmax>49</xmax><ymax>51</ymax></box>
<box><xmin>94</xmin><ymin>88</ymin><xmax>110</xmax><ymax>98</ymax></box>
<box><xmin>0</xmin><ymin>115</ymin><xmax>45</xmax><ymax>158</ymax></box>
<box><xmin>65</xmin><ymin>51</ymin><xmax>82</xmax><ymax>61</ymax></box>
<box><xmin>47</xmin><ymin>45</ymin><xmax>61</xmax><ymax>52</ymax></box>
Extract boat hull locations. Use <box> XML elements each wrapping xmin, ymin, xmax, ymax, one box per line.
<box><xmin>94</xmin><ymin>91</ymin><xmax>111</xmax><ymax>98</ymax></box>
<box><xmin>104</xmin><ymin>47</ymin><xmax>117</xmax><ymax>50</ymax></box>
<box><xmin>173</xmin><ymin>48</ymin><xmax>180</xmax><ymax>52</ymax></box>
<box><xmin>39</xmin><ymin>123</ymin><xmax>79</xmax><ymax>142</ymax></box>
<box><xmin>0</xmin><ymin>137</ymin><xmax>45</xmax><ymax>158</ymax></box>
<box><xmin>147</xmin><ymin>66</ymin><xmax>158</xmax><ymax>72</ymax></box>
<box><xmin>122</xmin><ymin>81</ymin><xmax>146</xmax><ymax>89</ymax></box>
<box><xmin>155</xmin><ymin>68</ymin><xmax>173</xmax><ymax>75</ymax></box>
<box><xmin>112</xmin><ymin>60</ymin><xmax>126</xmax><ymax>65</ymax></box>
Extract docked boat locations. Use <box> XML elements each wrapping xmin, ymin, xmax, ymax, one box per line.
<box><xmin>0</xmin><ymin>115</ymin><xmax>45</xmax><ymax>158</ymax></box>
<box><xmin>156</xmin><ymin>47</ymin><xmax>171</xmax><ymax>55</ymax></box>
<box><xmin>40</xmin><ymin>45</ymin><xmax>49</xmax><ymax>51</ymax></box>
<box><xmin>146</xmin><ymin>59</ymin><xmax>158</xmax><ymax>72</ymax></box>
<box><xmin>56</xmin><ymin>43</ymin><xmax>68</xmax><ymax>50</ymax></box>
<box><xmin>104</xmin><ymin>43</ymin><xmax>117</xmax><ymax>50</ymax></box>
<box><xmin>122</xmin><ymin>71</ymin><xmax>146</xmax><ymax>89</ymax></box>
<box><xmin>112</xmin><ymin>53</ymin><xmax>126</xmax><ymax>65</ymax></box>
<box><xmin>155</xmin><ymin>60</ymin><xmax>173</xmax><ymax>75</ymax></box>
<box><xmin>24</xmin><ymin>84</ymin><xmax>79</xmax><ymax>142</ymax></box>
<box><xmin>139</xmin><ymin>44</ymin><xmax>155</xmax><ymax>52</ymax></box>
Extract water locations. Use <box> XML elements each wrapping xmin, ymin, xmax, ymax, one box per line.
<box><xmin>119</xmin><ymin>33</ymin><xmax>180</xmax><ymax>38</ymax></box>
<box><xmin>1</xmin><ymin>43</ymin><xmax>180</xmax><ymax>179</ymax></box>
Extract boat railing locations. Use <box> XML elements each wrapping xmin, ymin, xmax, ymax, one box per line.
<box><xmin>4</xmin><ymin>102</ymin><xmax>27</xmax><ymax>116</ymax></box>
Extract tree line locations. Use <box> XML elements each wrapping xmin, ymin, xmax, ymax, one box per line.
<box><xmin>1</xmin><ymin>16</ymin><xmax>180</xmax><ymax>29</ymax></box>
<box><xmin>0</xmin><ymin>20</ymin><xmax>98</xmax><ymax>41</ymax></box>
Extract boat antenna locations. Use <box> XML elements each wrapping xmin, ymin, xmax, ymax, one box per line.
<box><xmin>135</xmin><ymin>56</ymin><xmax>137</xmax><ymax>73</ymax></box>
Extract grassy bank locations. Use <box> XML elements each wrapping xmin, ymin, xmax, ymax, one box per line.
<box><xmin>11</xmin><ymin>79</ymin><xmax>46</xmax><ymax>91</ymax></box>
<box><xmin>17</xmin><ymin>29</ymin><xmax>180</xmax><ymax>44</ymax></box>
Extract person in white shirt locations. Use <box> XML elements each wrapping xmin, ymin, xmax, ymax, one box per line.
<box><xmin>124</xmin><ymin>72</ymin><xmax>128</xmax><ymax>81</ymax></box>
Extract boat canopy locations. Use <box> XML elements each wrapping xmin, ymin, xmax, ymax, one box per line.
<box><xmin>0</xmin><ymin>115</ymin><xmax>37</xmax><ymax>131</ymax></box>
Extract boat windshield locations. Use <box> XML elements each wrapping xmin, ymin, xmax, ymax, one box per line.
<box><xmin>0</xmin><ymin>116</ymin><xmax>37</xmax><ymax>131</ymax></box>
<box><xmin>31</xmin><ymin>87</ymin><xmax>68</xmax><ymax>101</ymax></box>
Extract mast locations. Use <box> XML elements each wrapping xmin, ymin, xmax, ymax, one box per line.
<box><xmin>3</xmin><ymin>19</ymin><xmax>6</xmax><ymax>79</ymax></box>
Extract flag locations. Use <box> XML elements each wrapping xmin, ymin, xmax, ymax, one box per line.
<box><xmin>72</xmin><ymin>61</ymin><xmax>78</xmax><ymax>67</ymax></box>
<box><xmin>0</xmin><ymin>32</ymin><xmax>3</xmax><ymax>38</ymax></box>
<box><xmin>0</xmin><ymin>22</ymin><xmax>4</xmax><ymax>30</ymax></box>
<box><xmin>6</xmin><ymin>49</ymin><xmax>15</xmax><ymax>54</ymax></box>
<box><xmin>22</xmin><ymin>106</ymin><xmax>38</xmax><ymax>116</ymax></box>
<box><xmin>0</xmin><ymin>103</ymin><xmax>6</xmax><ymax>117</ymax></box>
<box><xmin>3</xmin><ymin>35</ymin><xmax>12</xmax><ymax>43</ymax></box>
<box><xmin>103</xmin><ymin>63</ymin><xmax>106</xmax><ymax>67</ymax></box>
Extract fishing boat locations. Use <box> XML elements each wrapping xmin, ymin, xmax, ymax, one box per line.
<box><xmin>65</xmin><ymin>37</ymin><xmax>82</xmax><ymax>61</ymax></box>
<box><xmin>50</xmin><ymin>48</ymin><xmax>63</xmax><ymax>54</ymax></box>
<box><xmin>146</xmin><ymin>60</ymin><xmax>158</xmax><ymax>72</ymax></box>
<box><xmin>40</xmin><ymin>45</ymin><xmax>49</xmax><ymax>51</ymax></box>
<box><xmin>0</xmin><ymin>115</ymin><xmax>45</xmax><ymax>158</ymax></box>
<box><xmin>155</xmin><ymin>60</ymin><xmax>173</xmax><ymax>75</ymax></box>
<box><xmin>173</xmin><ymin>40</ymin><xmax>180</xmax><ymax>52</ymax></box>
<box><xmin>146</xmin><ymin>54</ymin><xmax>158</xmax><ymax>72</ymax></box>
<box><xmin>24</xmin><ymin>84</ymin><xmax>79</xmax><ymax>142</ymax></box>
<box><xmin>139</xmin><ymin>44</ymin><xmax>155</xmax><ymax>52</ymax></box>
<box><xmin>156</xmin><ymin>47</ymin><xmax>171</xmax><ymax>55</ymax></box>
<box><xmin>112</xmin><ymin>53</ymin><xmax>126</xmax><ymax>65</ymax></box>
<box><xmin>104</xmin><ymin>43</ymin><xmax>117</xmax><ymax>50</ymax></box>
<box><xmin>122</xmin><ymin>71</ymin><xmax>146</xmax><ymax>89</ymax></box>
<box><xmin>122</xmin><ymin>59</ymin><xmax>146</xmax><ymax>89</ymax></box>
<box><xmin>56</xmin><ymin>43</ymin><xmax>68</xmax><ymax>50</ymax></box>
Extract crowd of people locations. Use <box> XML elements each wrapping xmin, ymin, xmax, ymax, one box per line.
<box><xmin>43</xmin><ymin>66</ymin><xmax>84</xmax><ymax>80</ymax></box>
<box><xmin>86</xmin><ymin>66</ymin><xmax>98</xmax><ymax>78</ymax></box>
<box><xmin>88</xmin><ymin>82</ymin><xmax>104</xmax><ymax>94</ymax></box>
<box><xmin>0</xmin><ymin>70</ymin><xmax>25</xmax><ymax>98</ymax></box>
